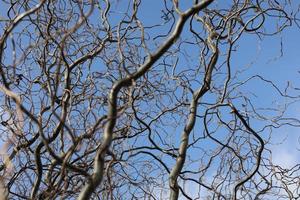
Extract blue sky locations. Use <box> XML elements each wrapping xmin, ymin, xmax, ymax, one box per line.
<box><xmin>0</xmin><ymin>0</ymin><xmax>299</xmax><ymax>199</ymax></box>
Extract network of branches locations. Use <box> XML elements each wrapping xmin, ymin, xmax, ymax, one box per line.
<box><xmin>0</xmin><ymin>0</ymin><xmax>299</xmax><ymax>199</ymax></box>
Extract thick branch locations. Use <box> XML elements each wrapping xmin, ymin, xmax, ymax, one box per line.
<box><xmin>77</xmin><ymin>1</ymin><xmax>215</xmax><ymax>199</ymax></box>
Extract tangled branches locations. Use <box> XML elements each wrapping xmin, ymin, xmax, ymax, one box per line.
<box><xmin>0</xmin><ymin>0</ymin><xmax>299</xmax><ymax>199</ymax></box>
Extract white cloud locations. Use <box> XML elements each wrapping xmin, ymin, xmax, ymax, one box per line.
<box><xmin>270</xmin><ymin>131</ymin><xmax>300</xmax><ymax>168</ymax></box>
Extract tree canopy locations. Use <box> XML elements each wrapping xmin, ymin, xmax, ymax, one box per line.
<box><xmin>0</xmin><ymin>0</ymin><xmax>299</xmax><ymax>199</ymax></box>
